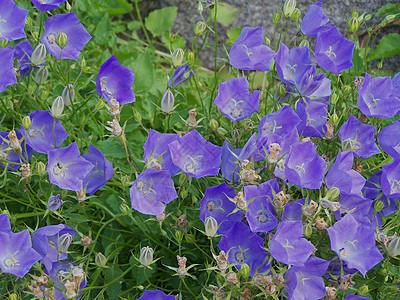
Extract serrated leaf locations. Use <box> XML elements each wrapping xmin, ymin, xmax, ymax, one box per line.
<box><xmin>145</xmin><ymin>7</ymin><xmax>178</xmax><ymax>37</ymax></box>
<box><xmin>96</xmin><ymin>139</ymin><xmax>126</xmax><ymax>158</ymax></box>
<box><xmin>376</xmin><ymin>3</ymin><xmax>400</xmax><ymax>17</ymax></box>
<box><xmin>94</xmin><ymin>13</ymin><xmax>112</xmax><ymax>45</ymax></box>
<box><xmin>105</xmin><ymin>266</ymin><xmax>123</xmax><ymax>299</ymax></box>
<box><xmin>161</xmin><ymin>32</ymin><xmax>187</xmax><ymax>51</ymax></box>
<box><xmin>131</xmin><ymin>49</ymin><xmax>154</xmax><ymax>91</ymax></box>
<box><xmin>369</xmin><ymin>33</ymin><xmax>400</xmax><ymax>61</ymax></box>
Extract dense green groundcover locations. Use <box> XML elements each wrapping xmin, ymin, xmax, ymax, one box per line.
<box><xmin>1</xmin><ymin>0</ymin><xmax>400</xmax><ymax>299</ymax></box>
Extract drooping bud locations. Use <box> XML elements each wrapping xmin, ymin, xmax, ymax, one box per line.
<box><xmin>194</xmin><ymin>21</ymin><xmax>207</xmax><ymax>36</ymax></box>
<box><xmin>95</xmin><ymin>252</ymin><xmax>107</xmax><ymax>268</ymax></box>
<box><xmin>35</xmin><ymin>66</ymin><xmax>48</xmax><ymax>84</ymax></box>
<box><xmin>226</xmin><ymin>272</ymin><xmax>238</xmax><ymax>284</ymax></box>
<box><xmin>176</xmin><ymin>255</ymin><xmax>187</xmax><ymax>275</ymax></box>
<box><xmin>315</xmin><ymin>217</ymin><xmax>328</xmax><ymax>231</ymax></box>
<box><xmin>22</xmin><ymin>116</ymin><xmax>32</xmax><ymax>130</ymax></box>
<box><xmin>325</xmin><ymin>120</ymin><xmax>335</xmax><ymax>138</ymax></box>
<box><xmin>298</xmin><ymin>39</ymin><xmax>309</xmax><ymax>48</ymax></box>
<box><xmin>156</xmin><ymin>212</ymin><xmax>166</xmax><ymax>222</ymax></box>
<box><xmin>177</xmin><ymin>214</ymin><xmax>188</xmax><ymax>229</ymax></box>
<box><xmin>303</xmin><ymin>200</ymin><xmax>318</xmax><ymax>217</ymax></box>
<box><xmin>31</xmin><ymin>43</ymin><xmax>47</xmax><ymax>66</ymax></box>
<box><xmin>47</xmin><ymin>194</ymin><xmax>63</xmax><ymax>212</ymax></box>
<box><xmin>51</xmin><ymin>96</ymin><xmax>64</xmax><ymax>118</ymax></box>
<box><xmin>109</xmin><ymin>98</ymin><xmax>120</xmax><ymax>119</ymax></box>
<box><xmin>204</xmin><ymin>216</ymin><xmax>218</xmax><ymax>238</ymax></box>
<box><xmin>139</xmin><ymin>246</ymin><xmax>154</xmax><ymax>267</ymax></box>
<box><xmin>80</xmin><ymin>235</ymin><xmax>92</xmax><ymax>246</ymax></box>
<box><xmin>57</xmin><ymin>233</ymin><xmax>73</xmax><ymax>253</ymax></box>
<box><xmin>374</xmin><ymin>199</ymin><xmax>384</xmax><ymax>213</ymax></box>
<box><xmin>62</xmin><ymin>84</ymin><xmax>75</xmax><ymax>106</ymax></box>
<box><xmin>8</xmin><ymin>130</ymin><xmax>20</xmax><ymax>149</ymax></box>
<box><xmin>268</xmin><ymin>143</ymin><xmax>282</xmax><ymax>163</ymax></box>
<box><xmin>283</xmin><ymin>0</ymin><xmax>296</xmax><ymax>17</ymax></box>
<box><xmin>56</xmin><ymin>32</ymin><xmax>68</xmax><ymax>49</ymax></box>
<box><xmin>20</xmin><ymin>164</ymin><xmax>31</xmax><ymax>178</ymax></box>
<box><xmin>215</xmin><ymin>251</ymin><xmax>228</xmax><ymax>270</ymax></box>
<box><xmin>387</xmin><ymin>236</ymin><xmax>400</xmax><ymax>257</ymax></box>
<box><xmin>106</xmin><ymin>119</ymin><xmax>123</xmax><ymax>137</ymax></box>
<box><xmin>172</xmin><ymin>48</ymin><xmax>184</xmax><ymax>66</ymax></box>
<box><xmin>325</xmin><ymin>287</ymin><xmax>337</xmax><ymax>300</ymax></box>
<box><xmin>234</xmin><ymin>191</ymin><xmax>247</xmax><ymax>210</ymax></box>
<box><xmin>320</xmin><ymin>199</ymin><xmax>340</xmax><ymax>211</ymax></box>
<box><xmin>188</xmin><ymin>108</ymin><xmax>197</xmax><ymax>127</ymax></box>
<box><xmin>161</xmin><ymin>90</ymin><xmax>174</xmax><ymax>114</ymax></box>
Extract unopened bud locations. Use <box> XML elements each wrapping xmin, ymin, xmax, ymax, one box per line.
<box><xmin>194</xmin><ymin>21</ymin><xmax>207</xmax><ymax>36</ymax></box>
<box><xmin>172</xmin><ymin>48</ymin><xmax>184</xmax><ymax>66</ymax></box>
<box><xmin>273</xmin><ymin>12</ymin><xmax>281</xmax><ymax>25</ymax></box>
<box><xmin>290</xmin><ymin>8</ymin><xmax>301</xmax><ymax>22</ymax></box>
<box><xmin>51</xmin><ymin>96</ymin><xmax>64</xmax><ymax>118</ymax></box>
<box><xmin>47</xmin><ymin>194</ymin><xmax>63</xmax><ymax>212</ymax></box>
<box><xmin>217</xmin><ymin>127</ymin><xmax>228</xmax><ymax>136</ymax></box>
<box><xmin>204</xmin><ymin>216</ymin><xmax>218</xmax><ymax>238</ymax></box>
<box><xmin>187</xmin><ymin>51</ymin><xmax>195</xmax><ymax>65</ymax></box>
<box><xmin>80</xmin><ymin>57</ymin><xmax>86</xmax><ymax>68</ymax></box>
<box><xmin>80</xmin><ymin>235</ymin><xmax>92</xmax><ymax>246</ymax></box>
<box><xmin>161</xmin><ymin>90</ymin><xmax>174</xmax><ymax>114</ymax></box>
<box><xmin>120</xmin><ymin>202</ymin><xmax>131</xmax><ymax>214</ymax></box>
<box><xmin>35</xmin><ymin>66</ymin><xmax>48</xmax><ymax>84</ymax></box>
<box><xmin>36</xmin><ymin>161</ymin><xmax>46</xmax><ymax>176</ymax></box>
<box><xmin>299</xmin><ymin>39</ymin><xmax>309</xmax><ymax>48</ymax></box>
<box><xmin>209</xmin><ymin>119</ymin><xmax>219</xmax><ymax>130</ymax></box>
<box><xmin>58</xmin><ymin>233</ymin><xmax>73</xmax><ymax>253</ymax></box>
<box><xmin>62</xmin><ymin>84</ymin><xmax>75</xmax><ymax>106</ymax></box>
<box><xmin>133</xmin><ymin>109</ymin><xmax>142</xmax><ymax>123</ymax></box>
<box><xmin>348</xmin><ymin>17</ymin><xmax>359</xmax><ymax>33</ymax></box>
<box><xmin>56</xmin><ymin>32</ymin><xmax>68</xmax><ymax>49</ymax></box>
<box><xmin>22</xmin><ymin>116</ymin><xmax>31</xmax><ymax>130</ymax></box>
<box><xmin>197</xmin><ymin>2</ymin><xmax>203</xmax><ymax>14</ymax></box>
<box><xmin>95</xmin><ymin>252</ymin><xmax>107</xmax><ymax>268</ymax></box>
<box><xmin>374</xmin><ymin>200</ymin><xmax>384</xmax><ymax>213</ymax></box>
<box><xmin>358</xmin><ymin>284</ymin><xmax>369</xmax><ymax>295</ymax></box>
<box><xmin>139</xmin><ymin>246</ymin><xmax>154</xmax><ymax>267</ymax></box>
<box><xmin>277</xmin><ymin>84</ymin><xmax>287</xmax><ymax>97</ymax></box>
<box><xmin>283</xmin><ymin>0</ymin><xmax>296</xmax><ymax>17</ymax></box>
<box><xmin>325</xmin><ymin>187</ymin><xmax>340</xmax><ymax>202</ymax></box>
<box><xmin>31</xmin><ymin>43</ymin><xmax>47</xmax><ymax>66</ymax></box>
<box><xmin>388</xmin><ymin>236</ymin><xmax>400</xmax><ymax>257</ymax></box>
<box><xmin>76</xmin><ymin>186</ymin><xmax>86</xmax><ymax>201</ymax></box>
<box><xmin>66</xmin><ymin>1</ymin><xmax>72</xmax><ymax>11</ymax></box>
<box><xmin>304</xmin><ymin>222</ymin><xmax>313</xmax><ymax>237</ymax></box>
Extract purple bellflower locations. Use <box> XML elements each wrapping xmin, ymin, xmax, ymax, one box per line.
<box><xmin>199</xmin><ymin>183</ymin><xmax>241</xmax><ymax>234</ymax></box>
<box><xmin>96</xmin><ymin>55</ymin><xmax>135</xmax><ymax>105</ymax></box>
<box><xmin>218</xmin><ymin>221</ymin><xmax>269</xmax><ymax>277</ymax></box>
<box><xmin>285</xmin><ymin>256</ymin><xmax>330</xmax><ymax>300</ymax></box>
<box><xmin>326</xmin><ymin>151</ymin><xmax>366</xmax><ymax>195</ymax></box>
<box><xmin>47</xmin><ymin>194</ymin><xmax>63</xmax><ymax>212</ymax></box>
<box><xmin>32</xmin><ymin>224</ymin><xmax>76</xmax><ymax>273</ymax></box>
<box><xmin>0</xmin><ymin>0</ymin><xmax>28</xmax><ymax>41</ymax></box>
<box><xmin>275</xmin><ymin>43</ymin><xmax>312</xmax><ymax>87</ymax></box>
<box><xmin>281</xmin><ymin>198</ymin><xmax>306</xmax><ymax>222</ymax></box>
<box><xmin>244</xmin><ymin>179</ymin><xmax>279</xmax><ymax>233</ymax></box>
<box><xmin>0</xmin><ymin>130</ymin><xmax>33</xmax><ymax>170</ymax></box>
<box><xmin>0</xmin><ymin>214</ymin><xmax>11</xmax><ymax>232</ymax></box>
<box><xmin>301</xmin><ymin>1</ymin><xmax>330</xmax><ymax>37</ymax></box>
<box><xmin>344</xmin><ymin>295</ymin><xmax>371</xmax><ymax>300</ymax></box>
<box><xmin>327</xmin><ymin>213</ymin><xmax>383</xmax><ymax>276</ymax></box>
<box><xmin>378</xmin><ymin>120</ymin><xmax>400</xmax><ymax>158</ymax></box>
<box><xmin>0</xmin><ymin>46</ymin><xmax>17</xmax><ymax>92</ymax></box>
<box><xmin>47</xmin><ymin>142</ymin><xmax>93</xmax><ymax>191</ymax></box>
<box><xmin>41</xmin><ymin>12</ymin><xmax>91</xmax><ymax>60</ymax></box>
<box><xmin>143</xmin><ymin>129</ymin><xmax>179</xmax><ymax>176</ymax></box>
<box><xmin>0</xmin><ymin>230</ymin><xmax>42</xmax><ymax>278</ymax></box>
<box><xmin>20</xmin><ymin>110</ymin><xmax>69</xmax><ymax>154</ymax></box>
<box><xmin>32</xmin><ymin>0</ymin><xmax>68</xmax><ymax>11</ymax></box>
<box><xmin>381</xmin><ymin>156</ymin><xmax>400</xmax><ymax>199</ymax></box>
<box><xmin>295</xmin><ymin>65</ymin><xmax>328</xmax><ymax>97</ymax></box>
<box><xmin>338</xmin><ymin>115</ymin><xmax>380</xmax><ymax>159</ymax></box>
<box><xmin>47</xmin><ymin>261</ymin><xmax>86</xmax><ymax>299</ymax></box>
<box><xmin>228</xmin><ymin>27</ymin><xmax>275</xmax><ymax>71</ymax></box>
<box><xmin>357</xmin><ymin>73</ymin><xmax>400</xmax><ymax>119</ymax></box>
<box><xmin>168</xmin><ymin>63</ymin><xmax>194</xmax><ymax>88</ymax></box>
<box><xmin>82</xmin><ymin>144</ymin><xmax>114</xmax><ymax>195</ymax></box>
<box><xmin>295</xmin><ymin>98</ymin><xmax>328</xmax><ymax>138</ymax></box>
<box><xmin>137</xmin><ymin>290</ymin><xmax>176</xmax><ymax>300</ymax></box>
<box><xmin>14</xmin><ymin>40</ymin><xmax>34</xmax><ymax>76</ymax></box>
<box><xmin>214</xmin><ymin>77</ymin><xmax>260</xmax><ymax>122</ymax></box>
<box><xmin>130</xmin><ymin>169</ymin><xmax>178</xmax><ymax>216</ymax></box>
<box><xmin>315</xmin><ymin>25</ymin><xmax>354</xmax><ymax>74</ymax></box>
<box><xmin>270</xmin><ymin>220</ymin><xmax>315</xmax><ymax>267</ymax></box>
<box><xmin>335</xmin><ymin>194</ymin><xmax>372</xmax><ymax>223</ymax></box>
<box><xmin>285</xmin><ymin>141</ymin><xmax>327</xmax><ymax>189</ymax></box>
<box><xmin>168</xmin><ymin>130</ymin><xmax>221</xmax><ymax>179</ymax></box>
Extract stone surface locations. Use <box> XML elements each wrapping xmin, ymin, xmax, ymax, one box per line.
<box><xmin>153</xmin><ymin>0</ymin><xmax>399</xmax><ymax>72</ymax></box>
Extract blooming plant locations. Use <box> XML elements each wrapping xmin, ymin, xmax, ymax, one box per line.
<box><xmin>1</xmin><ymin>0</ymin><xmax>400</xmax><ymax>299</ymax></box>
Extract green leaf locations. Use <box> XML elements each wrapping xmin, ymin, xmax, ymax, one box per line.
<box><xmin>145</xmin><ymin>7</ymin><xmax>178</xmax><ymax>37</ymax></box>
<box><xmin>376</xmin><ymin>3</ymin><xmax>400</xmax><ymax>17</ymax></box>
<box><xmin>96</xmin><ymin>139</ymin><xmax>126</xmax><ymax>158</ymax></box>
<box><xmin>226</xmin><ymin>27</ymin><xmax>242</xmax><ymax>45</ymax></box>
<box><xmin>131</xmin><ymin>49</ymin><xmax>154</xmax><ymax>91</ymax></box>
<box><xmin>98</xmin><ymin>0</ymin><xmax>133</xmax><ymax>16</ymax></box>
<box><xmin>161</xmin><ymin>32</ymin><xmax>187</xmax><ymax>51</ymax></box>
<box><xmin>94</xmin><ymin>13</ymin><xmax>112</xmax><ymax>45</ymax></box>
<box><xmin>212</xmin><ymin>2</ymin><xmax>239</xmax><ymax>26</ymax></box>
<box><xmin>105</xmin><ymin>266</ymin><xmax>123</xmax><ymax>299</ymax></box>
<box><xmin>369</xmin><ymin>33</ymin><xmax>400</xmax><ymax>61</ymax></box>
<box><xmin>127</xmin><ymin>20</ymin><xmax>141</xmax><ymax>31</ymax></box>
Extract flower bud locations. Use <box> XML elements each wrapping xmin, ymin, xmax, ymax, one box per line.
<box><xmin>290</xmin><ymin>8</ymin><xmax>301</xmax><ymax>22</ymax></box>
<box><xmin>388</xmin><ymin>236</ymin><xmax>400</xmax><ymax>257</ymax></box>
<box><xmin>31</xmin><ymin>43</ymin><xmax>47</xmax><ymax>66</ymax></box>
<box><xmin>217</xmin><ymin>127</ymin><xmax>228</xmax><ymax>136</ymax></box>
<box><xmin>325</xmin><ymin>187</ymin><xmax>340</xmax><ymax>202</ymax></box>
<box><xmin>66</xmin><ymin>1</ymin><xmax>72</xmax><ymax>11</ymax></box>
<box><xmin>209</xmin><ymin>119</ymin><xmax>219</xmax><ymax>130</ymax></box>
<box><xmin>187</xmin><ymin>51</ymin><xmax>195</xmax><ymax>65</ymax></box>
<box><xmin>156</xmin><ymin>212</ymin><xmax>166</xmax><ymax>221</ymax></box>
<box><xmin>283</xmin><ymin>0</ymin><xmax>296</xmax><ymax>17</ymax></box>
<box><xmin>133</xmin><ymin>109</ymin><xmax>142</xmax><ymax>123</ymax></box>
<box><xmin>161</xmin><ymin>90</ymin><xmax>174</xmax><ymax>114</ymax></box>
<box><xmin>348</xmin><ymin>17</ymin><xmax>360</xmax><ymax>33</ymax></box>
<box><xmin>330</xmin><ymin>113</ymin><xmax>339</xmax><ymax>128</ymax></box>
<box><xmin>80</xmin><ymin>57</ymin><xmax>86</xmax><ymax>68</ymax></box>
<box><xmin>180</xmin><ymin>188</ymin><xmax>188</xmax><ymax>199</ymax></box>
<box><xmin>56</xmin><ymin>32</ymin><xmax>68</xmax><ymax>49</ymax></box>
<box><xmin>120</xmin><ymin>202</ymin><xmax>131</xmax><ymax>215</ymax></box>
<box><xmin>299</xmin><ymin>39</ymin><xmax>309</xmax><ymax>48</ymax></box>
<box><xmin>273</xmin><ymin>12</ymin><xmax>281</xmax><ymax>25</ymax></box>
<box><xmin>304</xmin><ymin>222</ymin><xmax>313</xmax><ymax>237</ymax></box>
<box><xmin>172</xmin><ymin>48</ymin><xmax>184</xmax><ymax>66</ymax></box>
<box><xmin>80</xmin><ymin>235</ymin><xmax>92</xmax><ymax>246</ymax></box>
<box><xmin>238</xmin><ymin>263</ymin><xmax>250</xmax><ymax>279</ymax></box>
<box><xmin>139</xmin><ymin>246</ymin><xmax>154</xmax><ymax>267</ymax></box>
<box><xmin>194</xmin><ymin>21</ymin><xmax>207</xmax><ymax>36</ymax></box>
<box><xmin>62</xmin><ymin>84</ymin><xmax>75</xmax><ymax>106</ymax></box>
<box><xmin>364</xmin><ymin>14</ymin><xmax>373</xmax><ymax>21</ymax></box>
<box><xmin>197</xmin><ymin>2</ymin><xmax>203</xmax><ymax>14</ymax></box>
<box><xmin>35</xmin><ymin>66</ymin><xmax>48</xmax><ymax>84</ymax></box>
<box><xmin>95</xmin><ymin>252</ymin><xmax>107</xmax><ymax>268</ymax></box>
<box><xmin>58</xmin><ymin>233</ymin><xmax>73</xmax><ymax>253</ymax></box>
<box><xmin>22</xmin><ymin>116</ymin><xmax>31</xmax><ymax>130</ymax></box>
<box><xmin>374</xmin><ymin>199</ymin><xmax>384</xmax><ymax>213</ymax></box>
<box><xmin>36</xmin><ymin>161</ymin><xmax>47</xmax><ymax>176</ymax></box>
<box><xmin>47</xmin><ymin>194</ymin><xmax>63</xmax><ymax>212</ymax></box>
<box><xmin>51</xmin><ymin>96</ymin><xmax>64</xmax><ymax>118</ymax></box>
<box><xmin>204</xmin><ymin>216</ymin><xmax>218</xmax><ymax>238</ymax></box>
<box><xmin>358</xmin><ymin>284</ymin><xmax>369</xmax><ymax>295</ymax></box>
<box><xmin>277</xmin><ymin>84</ymin><xmax>287</xmax><ymax>97</ymax></box>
